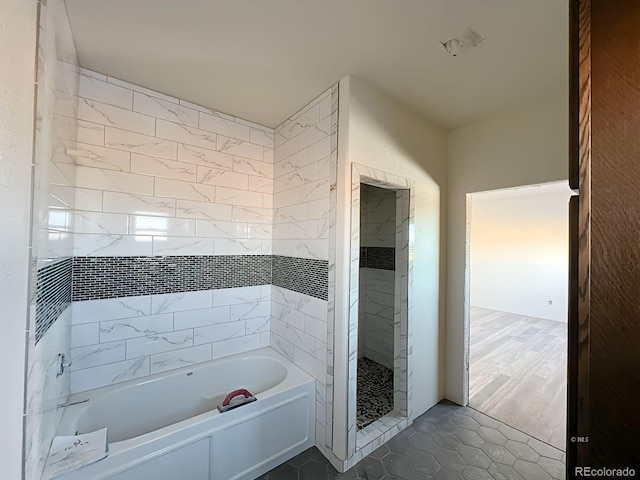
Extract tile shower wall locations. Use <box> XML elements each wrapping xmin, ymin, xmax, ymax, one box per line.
<box><xmin>271</xmin><ymin>86</ymin><xmax>337</xmax><ymax>451</ymax></box>
<box><xmin>70</xmin><ymin>286</ymin><xmax>271</xmax><ymax>393</ymax></box>
<box><xmin>25</xmin><ymin>0</ymin><xmax>79</xmax><ymax>478</ymax></box>
<box><xmin>73</xmin><ymin>69</ymin><xmax>274</xmax><ymax>257</ymax></box>
<box><xmin>358</xmin><ymin>185</ymin><xmax>396</xmax><ymax>369</ymax></box>
<box><xmin>68</xmin><ymin>70</ymin><xmax>277</xmax><ymax>391</ymax></box>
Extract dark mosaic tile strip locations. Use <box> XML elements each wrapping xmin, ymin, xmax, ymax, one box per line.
<box><xmin>35</xmin><ymin>257</ymin><xmax>72</xmax><ymax>344</ymax></box>
<box><xmin>72</xmin><ymin>255</ymin><xmax>272</xmax><ymax>301</ymax></box>
<box><xmin>272</xmin><ymin>255</ymin><xmax>328</xmax><ymax>301</ymax></box>
<box><xmin>360</xmin><ymin>247</ymin><xmax>395</xmax><ymax>270</ymax></box>
<box><xmin>72</xmin><ymin>255</ymin><xmax>328</xmax><ymax>302</ymax></box>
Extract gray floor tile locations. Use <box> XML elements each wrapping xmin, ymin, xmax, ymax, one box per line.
<box><xmin>461</xmin><ymin>465</ymin><xmax>495</xmax><ymax>480</ymax></box>
<box><xmin>454</xmin><ymin>445</ymin><xmax>491</xmax><ymax>469</ymax></box>
<box><xmin>356</xmin><ymin>456</ymin><xmax>386</xmax><ymax>480</ymax></box>
<box><xmin>477</xmin><ymin>426</ymin><xmax>508</xmax><ymax>445</ymax></box>
<box><xmin>505</xmin><ymin>440</ymin><xmax>540</xmax><ymax>463</ymax></box>
<box><xmin>513</xmin><ymin>460</ymin><xmax>553</xmax><ymax>480</ymax></box>
<box><xmin>408</xmin><ymin>450</ymin><xmax>441</xmax><ymax>476</ymax></box>
<box><xmin>265</xmin><ymin>401</ymin><xmax>565</xmax><ymax>480</ymax></box>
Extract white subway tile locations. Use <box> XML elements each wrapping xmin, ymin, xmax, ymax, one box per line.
<box><xmin>152</xmin><ymin>236</ymin><xmax>214</xmax><ymax>256</ymax></box>
<box><xmin>156</xmin><ymin>119</ymin><xmax>217</xmax><ymax>151</ymax></box>
<box><xmin>275</xmin><ymin>149</ymin><xmax>308</xmax><ymax>177</ymax></box>
<box><xmin>195</xmin><ymin>220</ymin><xmax>247</xmax><ymax>238</ymax></box>
<box><xmin>74</xmin><ymin>211</ymin><xmax>128</xmax><ymax>235</ymax></box>
<box><xmin>73</xmin><ymin>234</ymin><xmax>153</xmax><ymax>256</ymax></box>
<box><xmin>283</xmin><ymin>104</ymin><xmax>320</xmax><ymax>140</ymax></box>
<box><xmin>232</xmin><ymin>116</ymin><xmax>273</xmax><ymax>132</ymax></box>
<box><xmin>294</xmin><ymin>346</ymin><xmax>325</xmax><ymax>380</ymax></box>
<box><xmin>71</xmin><ymin>357</ymin><xmax>150</xmax><ymax>393</ymax></box>
<box><xmin>287</xmin><ymin>220</ymin><xmax>319</xmax><ymax>239</ymax></box>
<box><xmin>126</xmin><ymin>329</ymin><xmax>194</xmax><ymax>358</ymax></box>
<box><xmin>304</xmin><ymin>314</ymin><xmax>327</xmax><ymax>341</ymax></box>
<box><xmin>271</xmin><ymin>333</ymin><xmax>295</xmax><ymax>362</ymax></box>
<box><xmin>105</xmin><ymin>127</ymin><xmax>177</xmax><ymax>160</ymax></box>
<box><xmin>177</xmin><ymin>143</ymin><xmax>233</xmax><ymax>170</ymax></box>
<box><xmin>263</xmin><ymin>148</ymin><xmax>274</xmax><ymax>164</ymax></box>
<box><xmin>79</xmin><ymin>75</ymin><xmax>133</xmax><ymax>109</ymax></box>
<box><xmin>307</xmin><ymin>137</ymin><xmax>331</xmax><ymax>164</ymax></box>
<box><xmin>306</xmin><ymin>198</ymin><xmax>330</xmax><ymax>220</ymax></box>
<box><xmin>72</xmin><ymin>296</ymin><xmax>151</xmax><ymax>324</ymax></box>
<box><xmin>247</xmin><ymin>223</ymin><xmax>272</xmax><ymax>239</ymax></box>
<box><xmin>76</xmin><ymin>166</ymin><xmax>154</xmax><ymax>195</ymax></box>
<box><xmin>151</xmin><ymin>291</ymin><xmax>213</xmax><ymax>314</ymax></box>
<box><xmin>214</xmin><ymin>286</ymin><xmax>265</xmax><ymax>306</ymax></box>
<box><xmin>318</xmin><ymin>95</ymin><xmax>331</xmax><ymax>120</ymax></box>
<box><xmin>133</xmin><ymin>92</ymin><xmax>198</xmax><ymax>127</ymax></box>
<box><xmin>274</xmin><ymin>162</ymin><xmax>318</xmax><ymax>192</ymax></box>
<box><xmin>262</xmin><ymin>194</ymin><xmax>273</xmax><ymax>209</ymax></box>
<box><xmin>213</xmin><ymin>238</ymin><xmax>264</xmax><ymax>255</ymax></box>
<box><xmin>77</xmin><ymin>120</ymin><xmax>105</xmax><ymax>146</ymax></box>
<box><xmin>70</xmin><ymin>142</ymin><xmax>131</xmax><ymax>171</ymax></box>
<box><xmin>154</xmin><ymin>177</ymin><xmax>217</xmax><ymax>203</ymax></box>
<box><xmin>230</xmin><ymin>301</ymin><xmax>270</xmax><ymax>322</ymax></box>
<box><xmin>298</xmin><ymin>115</ymin><xmax>330</xmax><ymax>150</ymax></box>
<box><xmin>248</xmin><ymin>176</ymin><xmax>273</xmax><ymax>194</ymax></box>
<box><xmin>246</xmin><ymin>316</ymin><xmax>270</xmax><ymax>334</ymax></box>
<box><xmin>274</xmin><ymin>204</ymin><xmax>307</xmax><ymax>223</ymax></box>
<box><xmin>217</xmin><ymin>135</ymin><xmax>263</xmax><ymax>161</ymax></box>
<box><xmin>71</xmin><ymin>323</ymin><xmax>100</xmax><ymax>348</ymax></box>
<box><xmin>271</xmin><ymin>301</ymin><xmax>305</xmax><ymax>327</ymax></box>
<box><xmin>274</xmin><ymin>136</ymin><xmax>299</xmax><ymax>162</ymax></box>
<box><xmin>199</xmin><ymin>112</ymin><xmax>250</xmax><ymax>141</ymax></box>
<box><xmin>103</xmin><ymin>192</ymin><xmax>176</xmax><ymax>217</ymax></box>
<box><xmin>79</xmin><ymin>98</ymin><xmax>155</xmax><ymax>135</ymax></box>
<box><xmin>173</xmin><ymin>306</ymin><xmax>232</xmax><ymax>330</ymax></box>
<box><xmin>178</xmin><ymin>100</ymin><xmax>233</xmax><ymax>118</ymax></box>
<box><xmin>150</xmin><ymin>345</ymin><xmax>212</xmax><ymax>374</ymax></box>
<box><xmin>232</xmin><ymin>156</ymin><xmax>272</xmax><ymax>178</ymax></box>
<box><xmin>273</xmin><ymin>188</ymin><xmax>298</xmax><ymax>209</ymax></box>
<box><xmin>80</xmin><ymin>68</ymin><xmax>106</xmax><ymax>81</ymax></box>
<box><xmin>249</xmin><ymin>128</ymin><xmax>274</xmax><ymax>148</ymax></box>
<box><xmin>196</xmin><ymin>166</ymin><xmax>248</xmax><ymax>189</ymax></box>
<box><xmin>297</xmin><ymin>177</ymin><xmax>329</xmax><ymax>203</ymax></box>
<box><xmin>231</xmin><ymin>206</ymin><xmax>272</xmax><ymax>224</ymax></box>
<box><xmin>129</xmin><ymin>215</ymin><xmax>196</xmax><ymax>237</ymax></box>
<box><xmin>260</xmin><ymin>331</ymin><xmax>271</xmax><ymax>347</ymax></box>
<box><xmin>99</xmin><ymin>314</ymin><xmax>174</xmax><ymax>343</ymax></box>
<box><xmin>212</xmin><ymin>334</ymin><xmax>261</xmax><ymax>359</ymax></box>
<box><xmin>108</xmin><ymin>77</ymin><xmax>178</xmax><ymax>103</ymax></box>
<box><xmin>175</xmin><ymin>199</ymin><xmax>232</xmax><ymax>221</ymax></box>
<box><xmin>70</xmin><ymin>341</ymin><xmax>126</xmax><ymax>370</ymax></box>
<box><xmin>75</xmin><ymin>188</ymin><xmax>103</xmax><ymax>212</ymax></box>
<box><xmin>130</xmin><ymin>153</ymin><xmax>197</xmax><ymax>181</ymax></box>
<box><xmin>194</xmin><ymin>321</ymin><xmax>245</xmax><ymax>345</ymax></box>
<box><xmin>216</xmin><ymin>186</ymin><xmax>262</xmax><ymax>208</ymax></box>
<box><xmin>272</xmin><ymin>239</ymin><xmax>297</xmax><ymax>257</ymax></box>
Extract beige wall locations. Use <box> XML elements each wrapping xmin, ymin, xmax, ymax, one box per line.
<box><xmin>338</xmin><ymin>76</ymin><xmax>448</xmax><ymax>423</ymax></box>
<box><xmin>446</xmin><ymin>92</ymin><xmax>569</xmax><ymax>404</ymax></box>
<box><xmin>0</xmin><ymin>0</ymin><xmax>38</xmax><ymax>477</ymax></box>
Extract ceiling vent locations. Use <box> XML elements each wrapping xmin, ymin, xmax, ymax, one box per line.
<box><xmin>441</xmin><ymin>27</ymin><xmax>485</xmax><ymax>57</ymax></box>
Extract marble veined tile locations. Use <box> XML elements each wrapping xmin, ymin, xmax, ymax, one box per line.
<box><xmin>199</xmin><ymin>112</ymin><xmax>250</xmax><ymax>141</ymax></box>
<box><xmin>75</xmin><ymin>166</ymin><xmax>154</xmax><ymax>195</ymax></box>
<box><xmin>173</xmin><ymin>306</ymin><xmax>232</xmax><ymax>330</ymax></box>
<box><xmin>177</xmin><ymin>143</ymin><xmax>233</xmax><ymax>170</ymax></box>
<box><xmin>70</xmin><ymin>357</ymin><xmax>150</xmax><ymax>393</ymax></box>
<box><xmin>73</xmin><ymin>211</ymin><xmax>128</xmax><ymax>235</ymax></box>
<box><xmin>194</xmin><ymin>321</ymin><xmax>245</xmax><ymax>345</ymax></box>
<box><xmin>130</xmin><ymin>153</ymin><xmax>197</xmax><ymax>182</ymax></box>
<box><xmin>72</xmin><ymin>296</ymin><xmax>151</xmax><ymax>324</ymax></box>
<box><xmin>79</xmin><ymin>75</ymin><xmax>132</xmax><ymax>110</ymax></box>
<box><xmin>156</xmin><ymin>119</ymin><xmax>217</xmax><ymax>151</ymax></box>
<box><xmin>105</xmin><ymin>127</ymin><xmax>177</xmax><ymax>160</ymax></box>
<box><xmin>99</xmin><ymin>314</ymin><xmax>174</xmax><ymax>343</ymax></box>
<box><xmin>73</xmin><ymin>233</ymin><xmax>153</xmax><ymax>256</ymax></box>
<box><xmin>70</xmin><ymin>142</ymin><xmax>131</xmax><ymax>171</ymax></box>
<box><xmin>212</xmin><ymin>334</ymin><xmax>261</xmax><ymax>359</ymax></box>
<box><xmin>217</xmin><ymin>135</ymin><xmax>263</xmax><ymax>161</ymax></box>
<box><xmin>154</xmin><ymin>177</ymin><xmax>217</xmax><ymax>203</ymax></box>
<box><xmin>151</xmin><ymin>291</ymin><xmax>213</xmax><ymax>314</ymax></box>
<box><xmin>150</xmin><ymin>344</ymin><xmax>212</xmax><ymax>374</ymax></box>
<box><xmin>70</xmin><ymin>341</ymin><xmax>125</xmax><ymax>370</ymax></box>
<box><xmin>103</xmin><ymin>191</ymin><xmax>176</xmax><ymax>217</ymax></box>
<box><xmin>126</xmin><ymin>329</ymin><xmax>194</xmax><ymax>358</ymax></box>
<box><xmin>152</xmin><ymin>237</ymin><xmax>214</xmax><ymax>256</ymax></box>
<box><xmin>133</xmin><ymin>92</ymin><xmax>198</xmax><ymax>127</ymax></box>
<box><xmin>78</xmin><ymin>98</ymin><xmax>155</xmax><ymax>136</ymax></box>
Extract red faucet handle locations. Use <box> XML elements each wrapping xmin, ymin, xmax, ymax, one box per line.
<box><xmin>222</xmin><ymin>389</ymin><xmax>253</xmax><ymax>407</ymax></box>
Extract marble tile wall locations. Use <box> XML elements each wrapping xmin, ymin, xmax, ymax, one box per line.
<box><xmin>272</xmin><ymin>86</ymin><xmax>337</xmax><ymax>451</ymax></box>
<box><xmin>69</xmin><ymin>286</ymin><xmax>271</xmax><ymax>393</ymax></box>
<box><xmin>25</xmin><ymin>0</ymin><xmax>79</xmax><ymax>477</ymax></box>
<box><xmin>73</xmin><ymin>69</ymin><xmax>274</xmax><ymax>257</ymax></box>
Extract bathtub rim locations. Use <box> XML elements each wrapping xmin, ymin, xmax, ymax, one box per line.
<box><xmin>56</xmin><ymin>346</ymin><xmax>314</xmax><ymax>455</ymax></box>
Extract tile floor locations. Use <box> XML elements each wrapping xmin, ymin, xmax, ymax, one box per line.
<box><xmin>261</xmin><ymin>401</ymin><xmax>565</xmax><ymax>480</ymax></box>
<box><xmin>357</xmin><ymin>358</ymin><xmax>394</xmax><ymax>430</ymax></box>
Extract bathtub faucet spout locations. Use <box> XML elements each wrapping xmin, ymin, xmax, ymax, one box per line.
<box><xmin>57</xmin><ymin>399</ymin><xmax>89</xmax><ymax>410</ymax></box>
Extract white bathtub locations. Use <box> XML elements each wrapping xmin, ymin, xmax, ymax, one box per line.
<box><xmin>54</xmin><ymin>347</ymin><xmax>315</xmax><ymax>480</ymax></box>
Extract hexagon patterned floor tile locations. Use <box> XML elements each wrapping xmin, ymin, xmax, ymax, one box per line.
<box><xmin>261</xmin><ymin>401</ymin><xmax>565</xmax><ymax>480</ymax></box>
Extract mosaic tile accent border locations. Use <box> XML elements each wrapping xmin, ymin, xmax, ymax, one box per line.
<box><xmin>72</xmin><ymin>255</ymin><xmax>272</xmax><ymax>301</ymax></box>
<box><xmin>72</xmin><ymin>255</ymin><xmax>328</xmax><ymax>302</ymax></box>
<box><xmin>359</xmin><ymin>247</ymin><xmax>395</xmax><ymax>271</ymax></box>
<box><xmin>35</xmin><ymin>257</ymin><xmax>73</xmax><ymax>343</ymax></box>
<box><xmin>272</xmin><ymin>255</ymin><xmax>328</xmax><ymax>301</ymax></box>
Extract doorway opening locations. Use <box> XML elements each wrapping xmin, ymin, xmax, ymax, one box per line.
<box><xmin>466</xmin><ymin>181</ymin><xmax>572</xmax><ymax>450</ymax></box>
<box><xmin>356</xmin><ymin>184</ymin><xmax>397</xmax><ymax>430</ymax></box>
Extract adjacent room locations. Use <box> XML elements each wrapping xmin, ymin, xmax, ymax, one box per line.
<box><xmin>468</xmin><ymin>182</ymin><xmax>573</xmax><ymax>450</ymax></box>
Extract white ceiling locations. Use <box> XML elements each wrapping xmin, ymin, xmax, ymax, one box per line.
<box><xmin>64</xmin><ymin>0</ymin><xmax>568</xmax><ymax>129</ymax></box>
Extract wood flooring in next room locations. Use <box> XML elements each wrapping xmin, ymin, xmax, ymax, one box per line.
<box><xmin>469</xmin><ymin>307</ymin><xmax>567</xmax><ymax>450</ymax></box>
